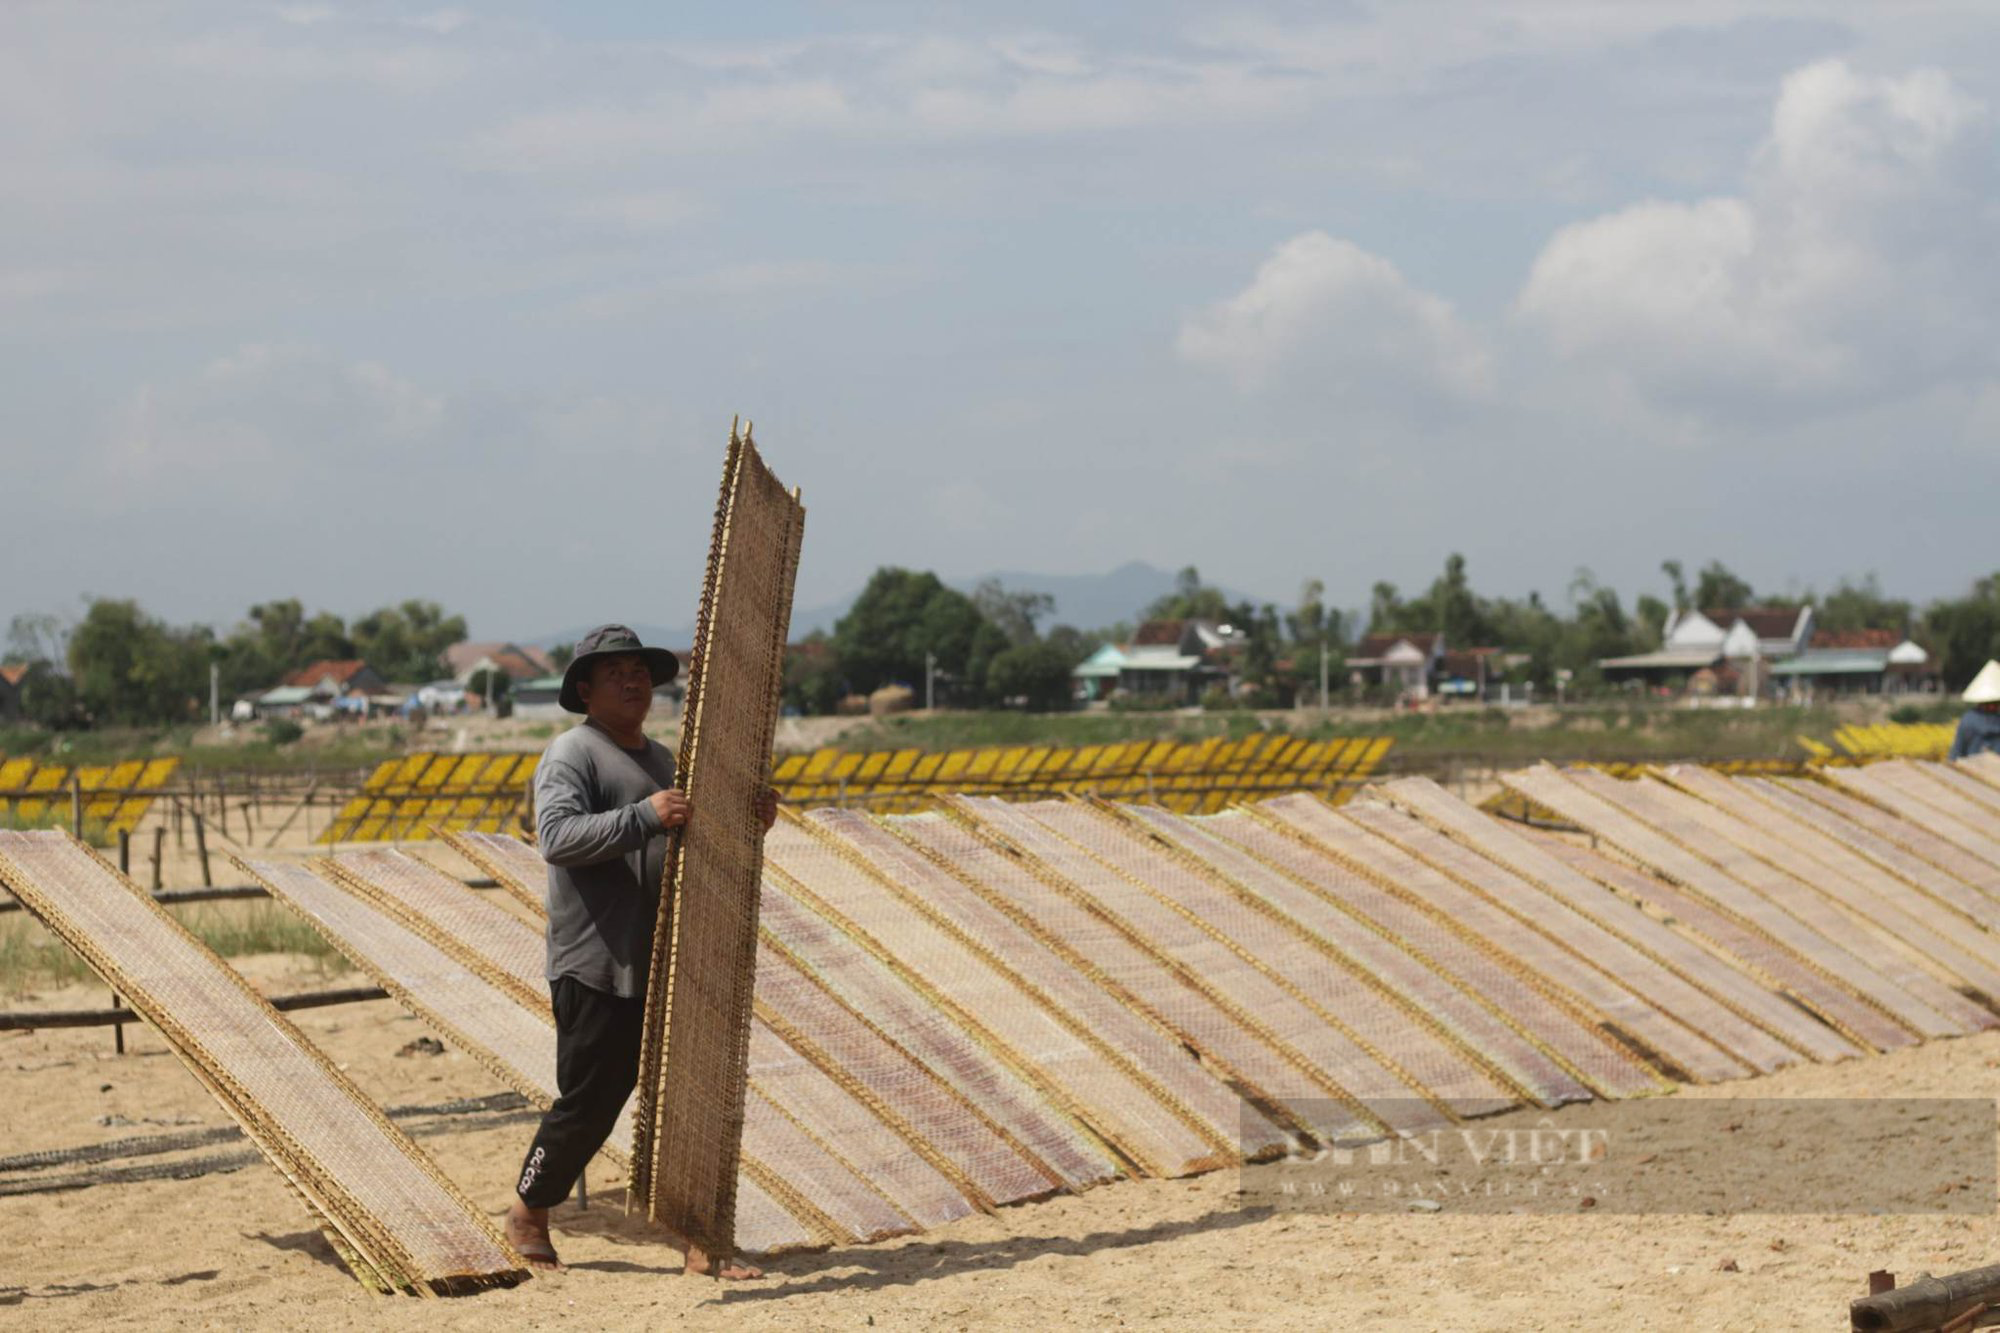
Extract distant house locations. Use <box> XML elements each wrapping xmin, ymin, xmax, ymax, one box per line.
<box><xmin>511</xmin><ymin>662</ymin><xmax>687</xmax><ymax>721</ymax></box>
<box><xmin>412</xmin><ymin>680</ymin><xmax>469</xmax><ymax>713</ymax></box>
<box><xmin>445</xmin><ymin>641</ymin><xmax>556</xmax><ymax>688</ymax></box>
<box><xmin>1347</xmin><ymin>632</ymin><xmax>1445</xmax><ymax>699</ymax></box>
<box><xmin>1600</xmin><ymin>606</ymin><xmax>1814</xmax><ymax>696</ymax></box>
<box><xmin>254</xmin><ymin>684</ymin><xmax>316</xmax><ymax>718</ymax></box>
<box><xmin>258</xmin><ymin>659</ymin><xmax>390</xmax><ymax>720</ymax></box>
<box><xmin>0</xmin><ymin>664</ymin><xmax>25</xmax><ymax>720</ymax></box>
<box><xmin>284</xmin><ymin>659</ymin><xmax>390</xmax><ymax>699</ymax></box>
<box><xmin>1072</xmin><ymin>619</ymin><xmax>1239</xmax><ymax>705</ymax></box>
<box><xmin>1770</xmin><ymin>629</ymin><xmax>1938</xmax><ymax>698</ymax></box>
<box><xmin>511</xmin><ymin>674</ymin><xmax>569</xmax><ymax>721</ymax></box>
<box><xmin>1672</xmin><ymin>606</ymin><xmax>1815</xmax><ymax>660</ymax></box>
<box><xmin>1435</xmin><ymin>648</ymin><xmax>1509</xmax><ymax>700</ymax></box>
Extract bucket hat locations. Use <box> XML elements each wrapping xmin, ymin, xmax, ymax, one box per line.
<box><xmin>559</xmin><ymin>624</ymin><xmax>680</xmax><ymax>714</ymax></box>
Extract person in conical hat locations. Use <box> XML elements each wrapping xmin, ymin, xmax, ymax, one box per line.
<box><xmin>1949</xmin><ymin>660</ymin><xmax>2000</xmax><ymax>761</ymax></box>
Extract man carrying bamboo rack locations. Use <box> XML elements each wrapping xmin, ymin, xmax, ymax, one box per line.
<box><xmin>503</xmin><ymin>623</ymin><xmax>775</xmax><ymax>1277</ymax></box>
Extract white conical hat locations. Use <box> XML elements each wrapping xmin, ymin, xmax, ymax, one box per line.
<box><xmin>1965</xmin><ymin>660</ymin><xmax>2000</xmax><ymax>705</ymax></box>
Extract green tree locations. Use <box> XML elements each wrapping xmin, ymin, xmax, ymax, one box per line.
<box><xmin>67</xmin><ymin>598</ymin><xmax>211</xmax><ymax>724</ymax></box>
<box><xmin>832</xmin><ymin>568</ymin><xmax>1006</xmax><ymax>702</ymax></box>
<box><xmin>1633</xmin><ymin>594</ymin><xmax>1670</xmax><ymax>650</ymax></box>
<box><xmin>1232</xmin><ymin>601</ymin><xmax>1289</xmax><ymax>703</ymax></box>
<box><xmin>1041</xmin><ymin>625</ymin><xmax>1101</xmax><ymax>663</ymax></box>
<box><xmin>970</xmin><ymin>580</ymin><xmax>1055</xmax><ymax>647</ymax></box>
<box><xmin>1396</xmin><ymin>553</ymin><xmax>1493</xmax><ymax>645</ymax></box>
<box><xmin>986</xmin><ymin>641</ymin><xmax>1076</xmax><ymax>711</ymax></box>
<box><xmin>1925</xmin><ymin>573</ymin><xmax>2000</xmax><ymax>690</ymax></box>
<box><xmin>1660</xmin><ymin>560</ymin><xmax>1689</xmax><ymax>613</ymax></box>
<box><xmin>1367</xmin><ymin>581</ymin><xmax>1402</xmax><ymax>633</ymax></box>
<box><xmin>1815</xmin><ymin>577</ymin><xmax>1912</xmax><ymax>635</ymax></box>
<box><xmin>350</xmin><ymin>600</ymin><xmax>467</xmax><ymax>682</ymax></box>
<box><xmin>1283</xmin><ymin>580</ymin><xmax>1345</xmax><ymax>699</ymax></box>
<box><xmin>1285</xmin><ymin>578</ymin><xmax>1348</xmax><ymax>649</ymax></box>
<box><xmin>1566</xmin><ymin>569</ymin><xmax>1640</xmax><ymax>668</ymax></box>
<box><xmin>782</xmin><ymin>633</ymin><xmax>845</xmax><ymax>715</ymax></box>
<box><xmin>1483</xmin><ymin>591</ymin><xmax>1565</xmax><ymax>688</ymax></box>
<box><xmin>1693</xmin><ymin>561</ymin><xmax>1754</xmax><ymax>610</ymax></box>
<box><xmin>4</xmin><ymin>613</ymin><xmax>70</xmax><ymax>668</ymax></box>
<box><xmin>1144</xmin><ymin>566</ymin><xmax>1233</xmax><ymax>623</ymax></box>
<box><xmin>17</xmin><ymin>660</ymin><xmax>84</xmax><ymax>729</ymax></box>
<box><xmin>218</xmin><ymin>598</ymin><xmax>356</xmax><ymax>693</ymax></box>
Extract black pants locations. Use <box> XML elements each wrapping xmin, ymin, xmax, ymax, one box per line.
<box><xmin>515</xmin><ymin>976</ymin><xmax>644</xmax><ymax>1209</ymax></box>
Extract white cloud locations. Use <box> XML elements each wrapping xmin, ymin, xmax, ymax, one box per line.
<box><xmin>1177</xmin><ymin>231</ymin><xmax>1492</xmax><ymax>402</ymax></box>
<box><xmin>476</xmin><ymin>33</ymin><xmax>1314</xmax><ymax>168</ymax></box>
<box><xmin>108</xmin><ymin>344</ymin><xmax>446</xmax><ymax>485</ymax></box>
<box><xmin>568</xmin><ymin>188</ymin><xmax>697</xmax><ymax>233</ymax></box>
<box><xmin>1517</xmin><ymin>59</ymin><xmax>1997</xmax><ymax>413</ymax></box>
<box><xmin>403</xmin><ymin>10</ymin><xmax>471</xmax><ymax>37</ymax></box>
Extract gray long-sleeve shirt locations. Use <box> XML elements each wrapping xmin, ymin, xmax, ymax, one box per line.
<box><xmin>534</xmin><ymin>721</ymin><xmax>676</xmax><ymax>998</ymax></box>
<box><xmin>1950</xmin><ymin>708</ymin><xmax>2000</xmax><ymax>761</ymax></box>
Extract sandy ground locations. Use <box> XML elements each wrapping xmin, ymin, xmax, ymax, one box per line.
<box><xmin>2</xmin><ymin>954</ymin><xmax>1996</xmax><ymax>1331</ymax></box>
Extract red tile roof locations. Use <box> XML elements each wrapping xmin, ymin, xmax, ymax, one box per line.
<box><xmin>486</xmin><ymin>650</ymin><xmax>544</xmax><ymax>681</ymax></box>
<box><xmin>0</xmin><ymin>664</ymin><xmax>27</xmax><ymax>687</ymax></box>
<box><xmin>445</xmin><ymin>641</ymin><xmax>554</xmax><ymax>680</ymax></box>
<box><xmin>1810</xmin><ymin>628</ymin><xmax>1900</xmax><ymax>649</ymax></box>
<box><xmin>283</xmin><ymin>659</ymin><xmax>372</xmax><ymax>688</ymax></box>
<box><xmin>1704</xmin><ymin>608</ymin><xmax>1801</xmax><ymax>640</ymax></box>
<box><xmin>1132</xmin><ymin>620</ymin><xmax>1185</xmax><ymax>647</ymax></box>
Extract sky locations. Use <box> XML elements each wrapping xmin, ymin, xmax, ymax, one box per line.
<box><xmin>5</xmin><ymin>1</ymin><xmax>1999</xmax><ymax>642</ymax></box>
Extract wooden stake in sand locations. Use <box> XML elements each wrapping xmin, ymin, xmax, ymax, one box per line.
<box><xmin>631</xmin><ymin>422</ymin><xmax>805</xmax><ymax>1264</ymax></box>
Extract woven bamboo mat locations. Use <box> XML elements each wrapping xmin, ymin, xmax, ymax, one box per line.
<box><xmin>1196</xmin><ymin>808</ymin><xmax>1664</xmax><ymax>1099</ymax></box>
<box><xmin>243</xmin><ymin>856</ymin><xmax>565</xmax><ymax>1103</ymax></box>
<box><xmin>1654</xmin><ymin>767</ymin><xmax>2000</xmax><ymax>1002</ymax></box>
<box><xmin>740</xmin><ymin>1084</ymin><xmax>912</xmax><ymax>1243</ymax></box>
<box><xmin>765</xmin><ymin>818</ymin><xmax>1231</xmax><ymax>1178</ymax></box>
<box><xmin>332</xmin><ymin>841</ymin><xmax>929</xmax><ymax>1249</ymax></box>
<box><xmin>1330</xmin><ymin>798</ymin><xmax>1771</xmax><ymax>1081</ymax></box>
<box><xmin>1118</xmin><ymin>802</ymin><xmax>1594</xmax><ymax>1109</ymax></box>
<box><xmin>634</xmin><ymin>427</ymin><xmax>805</xmax><ymax>1255</ymax></box>
<box><xmin>1777</xmin><ymin>777</ymin><xmax>2000</xmax><ymax>899</ymax></box>
<box><xmin>1377</xmin><ymin>778</ymin><xmax>1858</xmax><ymax>1066</ymax></box>
<box><xmin>805</xmin><ymin>808</ymin><xmax>1281</xmax><ymax>1164</ymax></box>
<box><xmin>754</xmin><ymin>937</ymin><xmax>1056</xmax><ymax>1209</ymax></box>
<box><xmin>949</xmin><ymin>799</ymin><xmax>1500</xmax><ymax>1130</ymax></box>
<box><xmin>1911</xmin><ymin>761</ymin><xmax>2000</xmax><ymax>817</ymax></box>
<box><xmin>745</xmin><ymin>1020</ymin><xmax>969</xmax><ymax>1228</ymax></box>
<box><xmin>0</xmin><ymin>831</ymin><xmax>525</xmax><ymax>1294</ymax></box>
<box><xmin>1503</xmin><ymin>767</ymin><xmax>1952</xmax><ymax>1040</ymax></box>
<box><xmin>1871</xmin><ymin>763</ymin><xmax>2000</xmax><ymax>862</ymax></box>
<box><xmin>324</xmin><ymin>848</ymin><xmax>550</xmax><ymax>1010</ymax></box>
<box><xmin>1561</xmin><ymin>769</ymin><xmax>1992</xmax><ymax>1036</ymax></box>
<box><xmin>889</xmin><ymin>808</ymin><xmax>1384</xmax><ymax>1146</ymax></box>
<box><xmin>1966</xmin><ymin>753</ymin><xmax>2000</xmax><ymax>787</ymax></box>
<box><xmin>1348</xmin><ymin>795</ymin><xmax>1803</xmax><ymax>1075</ymax></box>
<box><xmin>1743</xmin><ymin>777</ymin><xmax>2000</xmax><ymax>927</ymax></box>
<box><xmin>1880</xmin><ymin>759</ymin><xmax>2000</xmax><ymax>824</ymax></box>
<box><xmin>429</xmin><ymin>821</ymin><xmax>1052</xmax><ymax>1212</ymax></box>
<box><xmin>1260</xmin><ymin>794</ymin><xmax>1718</xmax><ymax>1087</ymax></box>
<box><xmin>1822</xmin><ymin>766</ymin><xmax>2000</xmax><ymax>870</ymax></box>
<box><xmin>758</xmin><ymin>879</ymin><xmax>1116</xmax><ymax>1192</ymax></box>
<box><xmin>1528</xmin><ymin>832</ymin><xmax>1918</xmax><ymax>1055</ymax></box>
<box><xmin>237</xmin><ymin>855</ymin><xmax>818</xmax><ymax>1256</ymax></box>
<box><xmin>436</xmin><ymin>829</ymin><xmax>547</xmax><ymax>913</ymax></box>
<box><xmin>1000</xmin><ymin>798</ymin><xmax>1528</xmax><ymax>1122</ymax></box>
